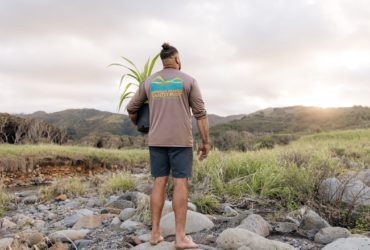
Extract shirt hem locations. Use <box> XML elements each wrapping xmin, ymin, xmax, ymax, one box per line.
<box><xmin>148</xmin><ymin>144</ymin><xmax>193</xmax><ymax>148</ymax></box>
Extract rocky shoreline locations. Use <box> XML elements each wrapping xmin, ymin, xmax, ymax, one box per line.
<box><xmin>1</xmin><ymin>170</ymin><xmax>370</xmax><ymax>249</ymax></box>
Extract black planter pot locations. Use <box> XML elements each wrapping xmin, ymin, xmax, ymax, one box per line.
<box><xmin>136</xmin><ymin>103</ymin><xmax>150</xmax><ymax>133</ymax></box>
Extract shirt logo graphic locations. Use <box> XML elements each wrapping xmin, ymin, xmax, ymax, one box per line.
<box><xmin>150</xmin><ymin>76</ymin><xmax>184</xmax><ymax>99</ymax></box>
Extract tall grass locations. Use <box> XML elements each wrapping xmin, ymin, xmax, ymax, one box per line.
<box><xmin>193</xmin><ymin>128</ymin><xmax>369</xmax><ymax>209</ymax></box>
<box><xmin>0</xmin><ymin>143</ymin><xmax>149</xmax><ymax>164</ymax></box>
<box><xmin>0</xmin><ymin>180</ymin><xmax>10</xmax><ymax>216</ymax></box>
<box><xmin>39</xmin><ymin>177</ymin><xmax>86</xmax><ymax>201</ymax></box>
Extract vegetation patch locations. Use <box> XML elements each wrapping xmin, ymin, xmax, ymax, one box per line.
<box><xmin>0</xmin><ymin>180</ymin><xmax>9</xmax><ymax>216</ymax></box>
<box><xmin>101</xmin><ymin>172</ymin><xmax>136</xmax><ymax>194</ymax></box>
<box><xmin>39</xmin><ymin>177</ymin><xmax>86</xmax><ymax>201</ymax></box>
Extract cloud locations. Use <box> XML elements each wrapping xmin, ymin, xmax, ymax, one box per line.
<box><xmin>1</xmin><ymin>0</ymin><xmax>370</xmax><ymax>116</ymax></box>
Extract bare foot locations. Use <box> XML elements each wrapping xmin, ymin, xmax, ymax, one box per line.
<box><xmin>149</xmin><ymin>234</ymin><xmax>164</xmax><ymax>245</ymax></box>
<box><xmin>175</xmin><ymin>236</ymin><xmax>198</xmax><ymax>249</ymax></box>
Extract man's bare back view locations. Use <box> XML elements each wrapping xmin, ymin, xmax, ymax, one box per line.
<box><xmin>127</xmin><ymin>43</ymin><xmax>210</xmax><ymax>249</ymax></box>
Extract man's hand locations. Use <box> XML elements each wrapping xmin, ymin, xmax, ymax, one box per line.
<box><xmin>197</xmin><ymin>143</ymin><xmax>209</xmax><ymax>161</ymax></box>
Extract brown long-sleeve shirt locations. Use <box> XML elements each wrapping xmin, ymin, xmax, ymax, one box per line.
<box><xmin>126</xmin><ymin>68</ymin><xmax>207</xmax><ymax>147</ymax></box>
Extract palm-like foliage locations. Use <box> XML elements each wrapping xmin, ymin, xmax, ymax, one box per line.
<box><xmin>109</xmin><ymin>53</ymin><xmax>160</xmax><ymax>111</ymax></box>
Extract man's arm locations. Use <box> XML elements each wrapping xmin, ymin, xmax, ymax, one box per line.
<box><xmin>196</xmin><ymin>116</ymin><xmax>209</xmax><ymax>160</ymax></box>
<box><xmin>126</xmin><ymin>84</ymin><xmax>147</xmax><ymax>125</ymax></box>
<box><xmin>189</xmin><ymin>79</ymin><xmax>209</xmax><ymax>160</ymax></box>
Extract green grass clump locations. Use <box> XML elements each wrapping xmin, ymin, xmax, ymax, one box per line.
<box><xmin>193</xmin><ymin>128</ymin><xmax>370</xmax><ymax>209</ymax></box>
<box><xmin>0</xmin><ymin>143</ymin><xmax>149</xmax><ymax>165</ymax></box>
<box><xmin>0</xmin><ymin>180</ymin><xmax>9</xmax><ymax>216</ymax></box>
<box><xmin>192</xmin><ymin>194</ymin><xmax>220</xmax><ymax>214</ymax></box>
<box><xmin>102</xmin><ymin>172</ymin><xmax>136</xmax><ymax>194</ymax></box>
<box><xmin>39</xmin><ymin>177</ymin><xmax>86</xmax><ymax>201</ymax></box>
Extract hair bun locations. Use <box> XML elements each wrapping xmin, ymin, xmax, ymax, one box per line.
<box><xmin>161</xmin><ymin>43</ymin><xmax>171</xmax><ymax>50</ymax></box>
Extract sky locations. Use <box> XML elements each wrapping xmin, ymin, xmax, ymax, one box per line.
<box><xmin>1</xmin><ymin>0</ymin><xmax>370</xmax><ymax>116</ymax></box>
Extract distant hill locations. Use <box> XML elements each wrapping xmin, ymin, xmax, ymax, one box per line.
<box><xmin>14</xmin><ymin>108</ymin><xmax>139</xmax><ymax>140</ymax></box>
<box><xmin>210</xmin><ymin>106</ymin><xmax>370</xmax><ymax>137</ymax></box>
<box><xmin>14</xmin><ymin>108</ymin><xmax>244</xmax><ymax>140</ymax></box>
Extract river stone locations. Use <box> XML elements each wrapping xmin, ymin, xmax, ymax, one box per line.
<box><xmin>160</xmin><ymin>210</ymin><xmax>214</xmax><ymax>237</ymax></box>
<box><xmin>274</xmin><ymin>222</ymin><xmax>298</xmax><ymax>233</ymax></box>
<box><xmin>111</xmin><ymin>217</ymin><xmax>121</xmax><ymax>225</ymax></box>
<box><xmin>49</xmin><ymin>229</ymin><xmax>90</xmax><ymax>242</ymax></box>
<box><xmin>18</xmin><ymin>230</ymin><xmax>44</xmax><ymax>246</ymax></box>
<box><xmin>322</xmin><ymin>237</ymin><xmax>370</xmax><ymax>250</ymax></box>
<box><xmin>23</xmin><ymin>195</ymin><xmax>38</xmax><ymax>204</ymax></box>
<box><xmin>61</xmin><ymin>209</ymin><xmax>94</xmax><ymax>227</ymax></box>
<box><xmin>314</xmin><ymin>227</ymin><xmax>351</xmax><ymax>244</ymax></box>
<box><xmin>216</xmin><ymin>228</ymin><xmax>294</xmax><ymax>250</ymax></box>
<box><xmin>49</xmin><ymin>242</ymin><xmax>69</xmax><ymax>250</ymax></box>
<box><xmin>120</xmin><ymin>220</ymin><xmax>145</xmax><ymax>233</ymax></box>
<box><xmin>132</xmin><ymin>241</ymin><xmax>175</xmax><ymax>250</ymax></box>
<box><xmin>105</xmin><ymin>199</ymin><xmax>135</xmax><ymax>210</ymax></box>
<box><xmin>319</xmin><ymin>178</ymin><xmax>343</xmax><ymax>202</ymax></box>
<box><xmin>119</xmin><ymin>208</ymin><xmax>136</xmax><ymax>221</ymax></box>
<box><xmin>298</xmin><ymin>209</ymin><xmax>330</xmax><ymax>238</ymax></box>
<box><xmin>342</xmin><ymin>180</ymin><xmax>370</xmax><ymax>206</ymax></box>
<box><xmin>72</xmin><ymin>215</ymin><xmax>108</xmax><ymax>230</ymax></box>
<box><xmin>0</xmin><ymin>238</ymin><xmax>13</xmax><ymax>249</ymax></box>
<box><xmin>237</xmin><ymin>214</ymin><xmax>270</xmax><ymax>237</ymax></box>
<box><xmin>357</xmin><ymin>169</ymin><xmax>370</xmax><ymax>186</ymax></box>
<box><xmin>0</xmin><ymin>218</ymin><xmax>17</xmax><ymax>230</ymax></box>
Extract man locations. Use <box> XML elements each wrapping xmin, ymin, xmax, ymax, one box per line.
<box><xmin>126</xmin><ymin>43</ymin><xmax>209</xmax><ymax>249</ymax></box>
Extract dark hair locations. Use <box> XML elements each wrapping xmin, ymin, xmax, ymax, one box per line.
<box><xmin>160</xmin><ymin>43</ymin><xmax>178</xmax><ymax>60</ymax></box>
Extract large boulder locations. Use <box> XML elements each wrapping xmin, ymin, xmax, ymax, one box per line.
<box><xmin>341</xmin><ymin>180</ymin><xmax>370</xmax><ymax>206</ymax></box>
<box><xmin>237</xmin><ymin>214</ymin><xmax>270</xmax><ymax>237</ymax></box>
<box><xmin>322</xmin><ymin>237</ymin><xmax>370</xmax><ymax>250</ymax></box>
<box><xmin>216</xmin><ymin>228</ymin><xmax>294</xmax><ymax>250</ymax></box>
<box><xmin>314</xmin><ymin>227</ymin><xmax>351</xmax><ymax>244</ymax></box>
<box><xmin>105</xmin><ymin>199</ymin><xmax>135</xmax><ymax>210</ymax></box>
<box><xmin>160</xmin><ymin>210</ymin><xmax>214</xmax><ymax>237</ymax></box>
<box><xmin>357</xmin><ymin>169</ymin><xmax>370</xmax><ymax>186</ymax></box>
<box><xmin>119</xmin><ymin>208</ymin><xmax>136</xmax><ymax>221</ymax></box>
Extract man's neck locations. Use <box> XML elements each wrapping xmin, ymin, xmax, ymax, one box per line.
<box><xmin>163</xmin><ymin>63</ymin><xmax>178</xmax><ymax>70</ymax></box>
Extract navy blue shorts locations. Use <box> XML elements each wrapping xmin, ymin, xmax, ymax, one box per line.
<box><xmin>149</xmin><ymin>146</ymin><xmax>193</xmax><ymax>178</ymax></box>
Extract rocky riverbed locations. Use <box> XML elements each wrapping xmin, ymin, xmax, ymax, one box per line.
<box><xmin>1</xmin><ymin>170</ymin><xmax>370</xmax><ymax>250</ymax></box>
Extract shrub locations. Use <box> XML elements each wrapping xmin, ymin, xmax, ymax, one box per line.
<box><xmin>102</xmin><ymin>172</ymin><xmax>136</xmax><ymax>194</ymax></box>
<box><xmin>39</xmin><ymin>177</ymin><xmax>86</xmax><ymax>201</ymax></box>
<box><xmin>191</xmin><ymin>194</ymin><xmax>220</xmax><ymax>214</ymax></box>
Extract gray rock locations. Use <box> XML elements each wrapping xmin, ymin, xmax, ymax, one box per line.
<box><xmin>224</xmin><ymin>205</ymin><xmax>238</xmax><ymax>217</ymax></box>
<box><xmin>23</xmin><ymin>195</ymin><xmax>38</xmax><ymax>204</ymax></box>
<box><xmin>75</xmin><ymin>239</ymin><xmax>94</xmax><ymax>249</ymax></box>
<box><xmin>120</xmin><ymin>219</ymin><xmax>145</xmax><ymax>233</ymax></box>
<box><xmin>275</xmin><ymin>222</ymin><xmax>298</xmax><ymax>233</ymax></box>
<box><xmin>49</xmin><ymin>229</ymin><xmax>90</xmax><ymax>242</ymax></box>
<box><xmin>37</xmin><ymin>204</ymin><xmax>49</xmax><ymax>211</ymax></box>
<box><xmin>237</xmin><ymin>214</ymin><xmax>270</xmax><ymax>237</ymax></box>
<box><xmin>319</xmin><ymin>178</ymin><xmax>343</xmax><ymax>202</ymax></box>
<box><xmin>298</xmin><ymin>208</ymin><xmax>330</xmax><ymax>238</ymax></box>
<box><xmin>105</xmin><ymin>199</ymin><xmax>135</xmax><ymax>210</ymax></box>
<box><xmin>61</xmin><ymin>209</ymin><xmax>94</xmax><ymax>227</ymax></box>
<box><xmin>357</xmin><ymin>169</ymin><xmax>370</xmax><ymax>186</ymax></box>
<box><xmin>314</xmin><ymin>227</ymin><xmax>351</xmax><ymax>244</ymax></box>
<box><xmin>33</xmin><ymin>219</ymin><xmax>46</xmax><ymax>230</ymax></box>
<box><xmin>111</xmin><ymin>217</ymin><xmax>121</xmax><ymax>225</ymax></box>
<box><xmin>138</xmin><ymin>233</ymin><xmax>151</xmax><ymax>242</ymax></box>
<box><xmin>0</xmin><ymin>218</ymin><xmax>17</xmax><ymax>230</ymax></box>
<box><xmin>0</xmin><ymin>238</ymin><xmax>13</xmax><ymax>249</ymax></box>
<box><xmin>216</xmin><ymin>228</ymin><xmax>294</xmax><ymax>250</ymax></box>
<box><xmin>119</xmin><ymin>208</ymin><xmax>136</xmax><ymax>221</ymax></box>
<box><xmin>160</xmin><ymin>210</ymin><xmax>214</xmax><ymax>237</ymax></box>
<box><xmin>322</xmin><ymin>237</ymin><xmax>370</xmax><ymax>250</ymax></box>
<box><xmin>132</xmin><ymin>241</ymin><xmax>175</xmax><ymax>250</ymax></box>
<box><xmin>162</xmin><ymin>200</ymin><xmax>173</xmax><ymax>216</ymax></box>
<box><xmin>187</xmin><ymin>202</ymin><xmax>197</xmax><ymax>212</ymax></box>
<box><xmin>342</xmin><ymin>180</ymin><xmax>370</xmax><ymax>206</ymax></box>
